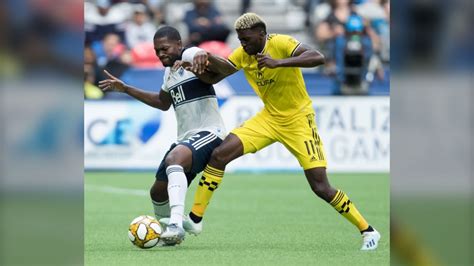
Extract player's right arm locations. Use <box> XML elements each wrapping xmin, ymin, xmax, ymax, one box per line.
<box><xmin>99</xmin><ymin>70</ymin><xmax>172</xmax><ymax>111</ymax></box>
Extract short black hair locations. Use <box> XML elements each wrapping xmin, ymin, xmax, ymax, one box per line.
<box><xmin>153</xmin><ymin>26</ymin><xmax>181</xmax><ymax>41</ymax></box>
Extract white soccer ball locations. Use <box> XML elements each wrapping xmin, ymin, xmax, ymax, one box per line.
<box><xmin>128</xmin><ymin>215</ymin><xmax>162</xmax><ymax>249</ymax></box>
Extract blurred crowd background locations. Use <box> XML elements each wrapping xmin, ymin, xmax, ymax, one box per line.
<box><xmin>83</xmin><ymin>0</ymin><xmax>390</xmax><ymax>99</ymax></box>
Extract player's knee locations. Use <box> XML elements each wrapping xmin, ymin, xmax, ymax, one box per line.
<box><xmin>210</xmin><ymin>146</ymin><xmax>230</xmax><ymax>167</ymax></box>
<box><xmin>309</xmin><ymin>179</ymin><xmax>333</xmax><ymax>202</ymax></box>
<box><xmin>311</xmin><ymin>185</ymin><xmax>332</xmax><ymax>202</ymax></box>
<box><xmin>150</xmin><ymin>182</ymin><xmax>168</xmax><ymax>202</ymax></box>
<box><xmin>164</xmin><ymin>153</ymin><xmax>180</xmax><ymax>168</ymax></box>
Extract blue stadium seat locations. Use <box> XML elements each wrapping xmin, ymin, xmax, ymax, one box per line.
<box><xmin>304</xmin><ymin>73</ymin><xmax>339</xmax><ymax>96</ymax></box>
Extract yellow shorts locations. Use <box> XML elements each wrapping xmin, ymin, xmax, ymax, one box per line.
<box><xmin>231</xmin><ymin>111</ymin><xmax>327</xmax><ymax>170</ymax></box>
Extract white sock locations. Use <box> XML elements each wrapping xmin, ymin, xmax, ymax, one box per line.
<box><xmin>152</xmin><ymin>199</ymin><xmax>170</xmax><ymax>220</ymax></box>
<box><xmin>166</xmin><ymin>165</ymin><xmax>188</xmax><ymax>228</ymax></box>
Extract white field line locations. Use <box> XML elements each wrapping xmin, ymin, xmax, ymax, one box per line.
<box><xmin>85</xmin><ymin>185</ymin><xmax>148</xmax><ymax>197</ymax></box>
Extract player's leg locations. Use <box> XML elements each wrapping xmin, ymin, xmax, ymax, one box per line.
<box><xmin>150</xmin><ymin>179</ymin><xmax>170</xmax><ymax>220</ymax></box>
<box><xmin>160</xmin><ymin>131</ymin><xmax>224</xmax><ymax>236</ymax></box>
<box><xmin>279</xmin><ymin>112</ymin><xmax>380</xmax><ymax>250</ymax></box>
<box><xmin>163</xmin><ymin>144</ymin><xmax>192</xmax><ymax>229</ymax></box>
<box><xmin>304</xmin><ymin>167</ymin><xmax>370</xmax><ymax>230</ymax></box>
<box><xmin>304</xmin><ymin>167</ymin><xmax>380</xmax><ymax>250</ymax></box>
<box><xmin>150</xmin><ymin>175</ymin><xmax>186</xmax><ymax>246</ymax></box>
<box><xmin>189</xmin><ymin>133</ymin><xmax>244</xmax><ymax>223</ymax></box>
<box><xmin>189</xmin><ymin>113</ymin><xmax>276</xmax><ymax>225</ymax></box>
<box><xmin>150</xmin><ymin>142</ymin><xmax>192</xmax><ymax>245</ymax></box>
<box><xmin>157</xmin><ymin>144</ymin><xmax>194</xmax><ymax>245</ymax></box>
<box><xmin>151</xmin><ymin>146</ymin><xmax>175</xmax><ymax>221</ymax></box>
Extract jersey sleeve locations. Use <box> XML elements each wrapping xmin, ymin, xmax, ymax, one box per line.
<box><xmin>181</xmin><ymin>46</ymin><xmax>205</xmax><ymax>63</ymax></box>
<box><xmin>274</xmin><ymin>34</ymin><xmax>301</xmax><ymax>58</ymax></box>
<box><xmin>160</xmin><ymin>68</ymin><xmax>170</xmax><ymax>92</ymax></box>
<box><xmin>227</xmin><ymin>47</ymin><xmax>244</xmax><ymax>70</ymax></box>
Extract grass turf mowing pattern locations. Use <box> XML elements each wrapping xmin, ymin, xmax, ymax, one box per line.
<box><xmin>85</xmin><ymin>172</ymin><xmax>389</xmax><ymax>265</ymax></box>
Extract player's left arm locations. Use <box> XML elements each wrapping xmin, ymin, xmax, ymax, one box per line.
<box><xmin>256</xmin><ymin>43</ymin><xmax>325</xmax><ymax>69</ymax></box>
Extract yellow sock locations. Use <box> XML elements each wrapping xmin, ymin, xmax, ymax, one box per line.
<box><xmin>330</xmin><ymin>190</ymin><xmax>369</xmax><ymax>231</ymax></box>
<box><xmin>191</xmin><ymin>165</ymin><xmax>224</xmax><ymax>217</ymax></box>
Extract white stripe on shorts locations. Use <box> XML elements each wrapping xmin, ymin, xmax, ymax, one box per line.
<box><xmin>192</xmin><ymin>133</ymin><xmax>217</xmax><ymax>150</ymax></box>
<box><xmin>190</xmin><ymin>133</ymin><xmax>214</xmax><ymax>148</ymax></box>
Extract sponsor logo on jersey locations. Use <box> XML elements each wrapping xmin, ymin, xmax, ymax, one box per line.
<box><xmin>255</xmin><ymin>70</ymin><xmax>275</xmax><ymax>86</ymax></box>
<box><xmin>170</xmin><ymin>85</ymin><xmax>186</xmax><ymax>105</ymax></box>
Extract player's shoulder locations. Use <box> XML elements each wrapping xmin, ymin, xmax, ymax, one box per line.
<box><xmin>228</xmin><ymin>45</ymin><xmax>247</xmax><ymax>63</ymax></box>
<box><xmin>231</xmin><ymin>46</ymin><xmax>245</xmax><ymax>56</ymax></box>
<box><xmin>267</xmin><ymin>33</ymin><xmax>293</xmax><ymax>41</ymax></box>
<box><xmin>181</xmin><ymin>46</ymin><xmax>202</xmax><ymax>62</ymax></box>
<box><xmin>163</xmin><ymin>65</ymin><xmax>196</xmax><ymax>86</ymax></box>
<box><xmin>268</xmin><ymin>33</ymin><xmax>299</xmax><ymax>45</ymax></box>
<box><xmin>163</xmin><ymin>67</ymin><xmax>171</xmax><ymax>79</ymax></box>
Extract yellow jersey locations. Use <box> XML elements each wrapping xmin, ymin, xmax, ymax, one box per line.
<box><xmin>228</xmin><ymin>34</ymin><xmax>314</xmax><ymax>124</ymax></box>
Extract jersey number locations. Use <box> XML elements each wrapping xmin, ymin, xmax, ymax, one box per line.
<box><xmin>304</xmin><ymin>139</ymin><xmax>324</xmax><ymax>161</ymax></box>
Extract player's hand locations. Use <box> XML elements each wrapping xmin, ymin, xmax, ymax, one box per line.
<box><xmin>256</xmin><ymin>53</ymin><xmax>279</xmax><ymax>69</ymax></box>
<box><xmin>172</xmin><ymin>60</ymin><xmax>192</xmax><ymax>71</ymax></box>
<box><xmin>192</xmin><ymin>50</ymin><xmax>209</xmax><ymax>75</ymax></box>
<box><xmin>98</xmin><ymin>70</ymin><xmax>127</xmax><ymax>93</ymax></box>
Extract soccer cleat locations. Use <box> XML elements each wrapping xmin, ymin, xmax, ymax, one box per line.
<box><xmin>360</xmin><ymin>229</ymin><xmax>381</xmax><ymax>251</ymax></box>
<box><xmin>155</xmin><ymin>239</ymin><xmax>173</xmax><ymax>247</ymax></box>
<box><xmin>183</xmin><ymin>214</ymin><xmax>203</xmax><ymax>236</ymax></box>
<box><xmin>159</xmin><ymin>215</ymin><xmax>203</xmax><ymax>236</ymax></box>
<box><xmin>158</xmin><ymin>217</ymin><xmax>170</xmax><ymax>227</ymax></box>
<box><xmin>160</xmin><ymin>223</ymin><xmax>185</xmax><ymax>246</ymax></box>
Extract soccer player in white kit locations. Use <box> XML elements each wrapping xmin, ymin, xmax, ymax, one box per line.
<box><xmin>99</xmin><ymin>26</ymin><xmax>226</xmax><ymax>245</ymax></box>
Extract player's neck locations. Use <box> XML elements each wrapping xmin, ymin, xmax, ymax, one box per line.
<box><xmin>258</xmin><ymin>35</ymin><xmax>268</xmax><ymax>54</ymax></box>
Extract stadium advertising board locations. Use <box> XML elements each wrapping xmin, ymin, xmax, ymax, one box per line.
<box><xmin>85</xmin><ymin>97</ymin><xmax>389</xmax><ymax>172</ymax></box>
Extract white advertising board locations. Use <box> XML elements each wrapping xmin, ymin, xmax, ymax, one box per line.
<box><xmin>85</xmin><ymin>97</ymin><xmax>389</xmax><ymax>172</ymax></box>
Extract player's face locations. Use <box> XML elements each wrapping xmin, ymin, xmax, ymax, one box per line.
<box><xmin>154</xmin><ymin>37</ymin><xmax>182</xmax><ymax>67</ymax></box>
<box><xmin>237</xmin><ymin>28</ymin><xmax>266</xmax><ymax>55</ymax></box>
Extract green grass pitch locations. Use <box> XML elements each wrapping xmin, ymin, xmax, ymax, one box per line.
<box><xmin>85</xmin><ymin>172</ymin><xmax>389</xmax><ymax>265</ymax></box>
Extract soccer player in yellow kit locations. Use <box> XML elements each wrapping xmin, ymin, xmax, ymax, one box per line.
<box><xmin>182</xmin><ymin>13</ymin><xmax>381</xmax><ymax>250</ymax></box>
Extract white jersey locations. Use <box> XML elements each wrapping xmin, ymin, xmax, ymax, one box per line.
<box><xmin>161</xmin><ymin>61</ymin><xmax>226</xmax><ymax>141</ymax></box>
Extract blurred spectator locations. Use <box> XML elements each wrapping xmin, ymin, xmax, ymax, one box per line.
<box><xmin>338</xmin><ymin>12</ymin><xmax>373</xmax><ymax>94</ymax></box>
<box><xmin>84</xmin><ymin>0</ymin><xmax>135</xmax><ymax>45</ymax></box>
<box><xmin>315</xmin><ymin>0</ymin><xmax>353</xmax><ymax>74</ymax></box>
<box><xmin>84</xmin><ymin>46</ymin><xmax>104</xmax><ymax>99</ymax></box>
<box><xmin>127</xmin><ymin>0</ymin><xmax>166</xmax><ymax>25</ymax></box>
<box><xmin>91</xmin><ymin>33</ymin><xmax>131</xmax><ymax>79</ymax></box>
<box><xmin>125</xmin><ymin>4</ymin><xmax>156</xmax><ymax>48</ymax></box>
<box><xmin>84</xmin><ymin>46</ymin><xmax>99</xmax><ymax>82</ymax></box>
<box><xmin>184</xmin><ymin>0</ymin><xmax>230</xmax><ymax>46</ymax></box>
<box><xmin>357</xmin><ymin>0</ymin><xmax>389</xmax><ymax>62</ymax></box>
<box><xmin>241</xmin><ymin>0</ymin><xmax>251</xmax><ymax>15</ymax></box>
<box><xmin>314</xmin><ymin>0</ymin><xmax>380</xmax><ymax>94</ymax></box>
<box><xmin>145</xmin><ymin>0</ymin><xmax>166</xmax><ymax>25</ymax></box>
<box><xmin>355</xmin><ymin>0</ymin><xmax>389</xmax><ymax>82</ymax></box>
<box><xmin>84</xmin><ymin>74</ymin><xmax>105</xmax><ymax>99</ymax></box>
<box><xmin>304</xmin><ymin>0</ymin><xmax>322</xmax><ymax>27</ymax></box>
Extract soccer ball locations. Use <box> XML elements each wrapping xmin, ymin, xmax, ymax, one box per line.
<box><xmin>128</xmin><ymin>215</ymin><xmax>162</xmax><ymax>249</ymax></box>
